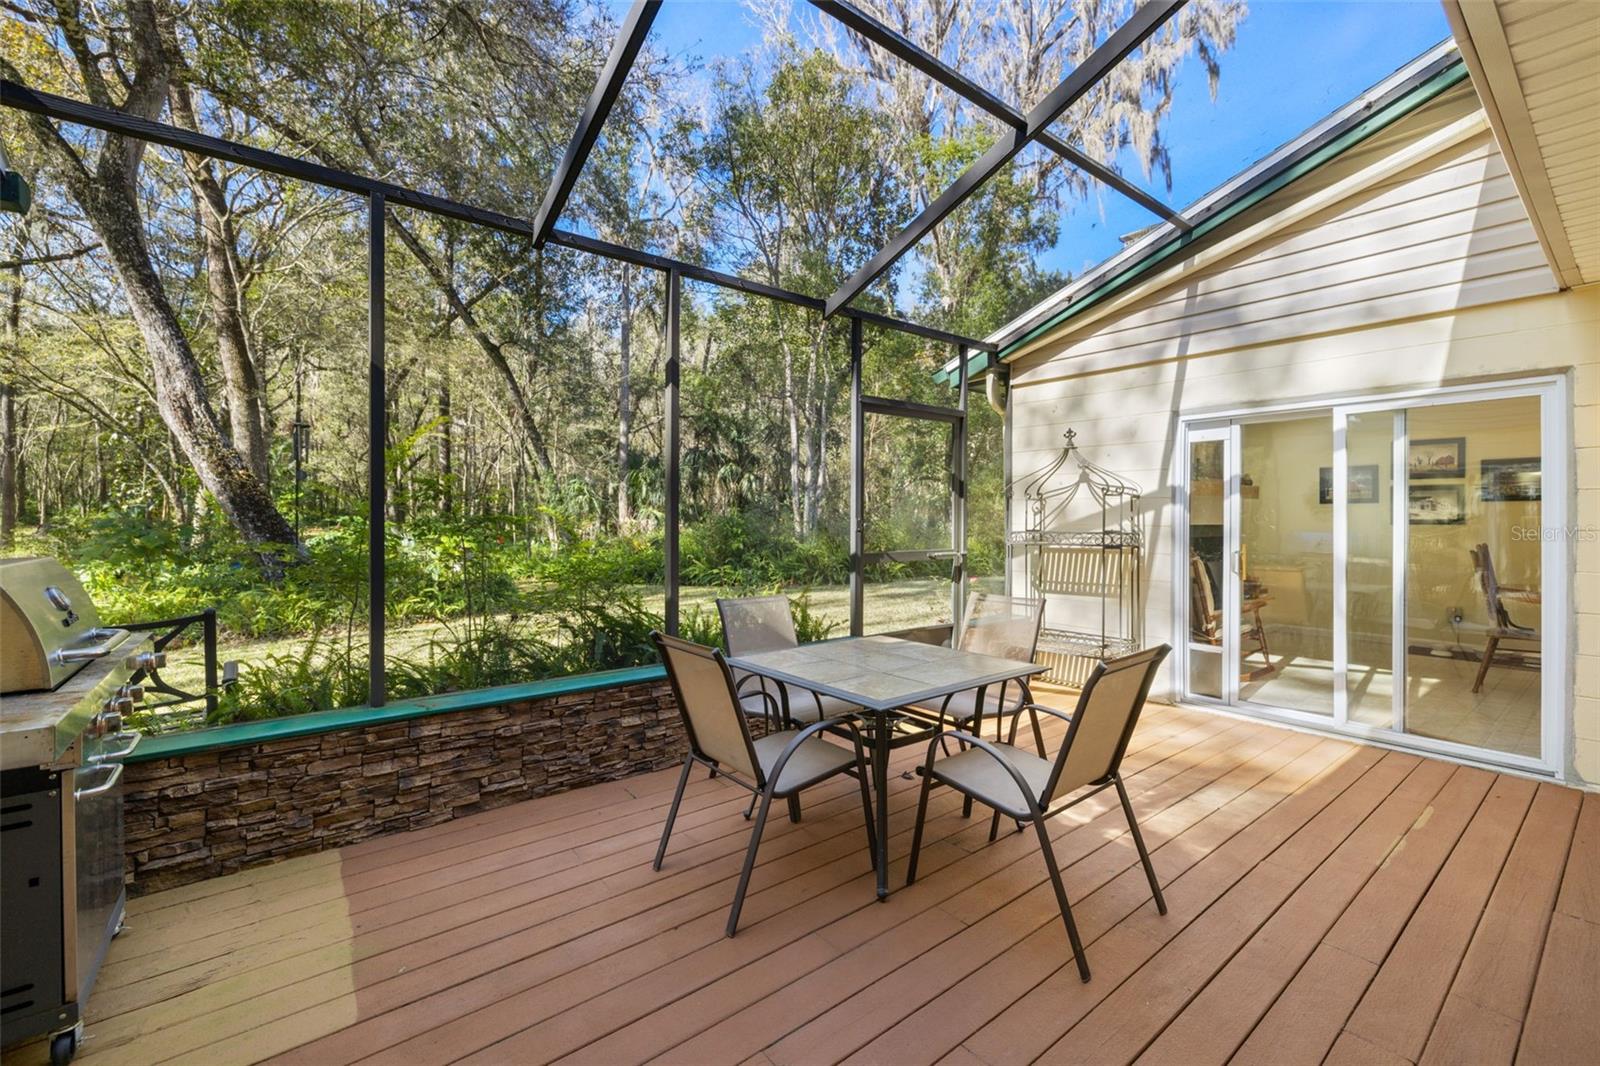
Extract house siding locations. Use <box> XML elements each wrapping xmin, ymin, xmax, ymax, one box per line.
<box><xmin>1006</xmin><ymin>87</ymin><xmax>1600</xmax><ymax>786</ymax></box>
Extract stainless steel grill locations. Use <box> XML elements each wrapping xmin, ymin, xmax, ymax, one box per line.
<box><xmin>1</xmin><ymin>557</ymin><xmax>161</xmax><ymax>1065</ymax></box>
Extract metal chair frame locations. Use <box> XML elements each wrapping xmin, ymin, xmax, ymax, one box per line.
<box><xmin>907</xmin><ymin>594</ymin><xmax>1049</xmax><ymax>756</ymax></box>
<box><xmin>651</xmin><ymin>631</ymin><xmax>878</xmax><ymax>937</ymax></box>
<box><xmin>718</xmin><ymin>594</ymin><xmax>843</xmax><ymax>731</ymax></box>
<box><xmin>905</xmin><ymin>644</ymin><xmax>1172</xmax><ymax>981</ymax></box>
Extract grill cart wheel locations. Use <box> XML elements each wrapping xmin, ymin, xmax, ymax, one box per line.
<box><xmin>49</xmin><ymin>1028</ymin><xmax>77</xmax><ymax>1066</ymax></box>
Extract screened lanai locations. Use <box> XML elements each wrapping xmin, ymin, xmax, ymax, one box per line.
<box><xmin>0</xmin><ymin>0</ymin><xmax>1458</xmax><ymax>716</ymax></box>
<box><xmin>2</xmin><ymin>1</ymin><xmax>1597</xmax><ymax>1064</ymax></box>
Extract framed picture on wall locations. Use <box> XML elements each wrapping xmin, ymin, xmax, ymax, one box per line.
<box><xmin>1318</xmin><ymin>464</ymin><xmax>1380</xmax><ymax>504</ymax></box>
<box><xmin>1408</xmin><ymin>437</ymin><xmax>1465</xmax><ymax>479</ymax></box>
<box><xmin>1481</xmin><ymin>457</ymin><xmax>1541</xmax><ymax>501</ymax></box>
<box><xmin>1409</xmin><ymin>484</ymin><xmax>1466</xmax><ymax>524</ymax></box>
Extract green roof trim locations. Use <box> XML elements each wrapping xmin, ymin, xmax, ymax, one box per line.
<box><xmin>934</xmin><ymin>348</ymin><xmax>1000</xmax><ymax>387</ymax></box>
<box><xmin>994</xmin><ymin>57</ymin><xmax>1469</xmax><ymax>363</ymax></box>
<box><xmin>127</xmin><ymin>663</ymin><xmax>667</xmax><ymax>763</ymax></box>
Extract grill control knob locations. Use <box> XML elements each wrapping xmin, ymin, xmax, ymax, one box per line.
<box><xmin>133</xmin><ymin>650</ymin><xmax>166</xmax><ymax>671</ymax></box>
<box><xmin>105</xmin><ymin>696</ymin><xmax>133</xmax><ymax>717</ymax></box>
<box><xmin>99</xmin><ymin>708</ymin><xmax>124</xmax><ymax>736</ymax></box>
<box><xmin>117</xmin><ymin>684</ymin><xmax>145</xmax><ymax>703</ymax></box>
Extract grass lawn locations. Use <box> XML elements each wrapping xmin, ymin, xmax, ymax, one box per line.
<box><xmin>139</xmin><ymin>578</ymin><xmax>983</xmax><ymax>730</ymax></box>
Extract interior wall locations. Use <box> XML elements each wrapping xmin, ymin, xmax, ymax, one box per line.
<box><xmin>1405</xmin><ymin>396</ymin><xmax>1543</xmax><ymax>641</ymax></box>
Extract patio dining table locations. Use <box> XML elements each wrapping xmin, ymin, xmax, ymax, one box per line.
<box><xmin>726</xmin><ymin>634</ymin><xmax>1046</xmax><ymax>901</ymax></box>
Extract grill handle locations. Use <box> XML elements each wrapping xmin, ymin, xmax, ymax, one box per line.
<box><xmin>91</xmin><ymin>730</ymin><xmax>142</xmax><ymax>763</ymax></box>
<box><xmin>51</xmin><ymin>629</ymin><xmax>124</xmax><ymax>665</ymax></box>
<box><xmin>75</xmin><ymin>762</ymin><xmax>123</xmax><ymax>798</ymax></box>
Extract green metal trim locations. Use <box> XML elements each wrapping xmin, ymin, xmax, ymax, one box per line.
<box><xmin>995</xmin><ymin>59</ymin><xmax>1469</xmax><ymax>362</ymax></box>
<box><xmin>935</xmin><ymin>348</ymin><xmax>999</xmax><ymax>387</ymax></box>
<box><xmin>127</xmin><ymin>664</ymin><xmax>667</xmax><ymax>763</ymax></box>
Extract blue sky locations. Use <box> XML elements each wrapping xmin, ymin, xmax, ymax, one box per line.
<box><xmin>633</xmin><ymin>0</ymin><xmax>1453</xmax><ymax>304</ymax></box>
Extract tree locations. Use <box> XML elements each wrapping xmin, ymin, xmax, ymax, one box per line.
<box><xmin>183</xmin><ymin>0</ymin><xmax>601</xmax><ymax>497</ymax></box>
<box><xmin>1</xmin><ymin>221</ymin><xmax>23</xmax><ymax>548</ymax></box>
<box><xmin>168</xmin><ymin>79</ymin><xmax>270</xmax><ymax>484</ymax></box>
<box><xmin>699</xmin><ymin>51</ymin><xmax>910</xmax><ymax>535</ymax></box>
<box><xmin>788</xmin><ymin>0</ymin><xmax>1246</xmax><ymax>330</ymax></box>
<box><xmin>2</xmin><ymin>0</ymin><xmax>297</xmax><ymax>564</ymax></box>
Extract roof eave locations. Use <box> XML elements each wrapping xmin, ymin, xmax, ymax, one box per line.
<box><xmin>933</xmin><ymin>40</ymin><xmax>1467</xmax><ymax>385</ymax></box>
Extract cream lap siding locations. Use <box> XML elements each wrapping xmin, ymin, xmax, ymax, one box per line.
<box><xmin>1013</xmin><ymin>134</ymin><xmax>1554</xmax><ymax>380</ymax></box>
<box><xmin>1006</xmin><ymin>89</ymin><xmax>1600</xmax><ymax>787</ymax></box>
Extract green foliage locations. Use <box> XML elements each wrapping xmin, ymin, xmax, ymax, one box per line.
<box><xmin>207</xmin><ymin>581</ymin><xmax>838</xmax><ymax>726</ymax></box>
<box><xmin>680</xmin><ymin>511</ymin><xmax>848</xmax><ymax>587</ymax></box>
<box><xmin>7</xmin><ymin>3</ymin><xmax>1229</xmax><ymax>737</ymax></box>
<box><xmin>35</xmin><ymin>510</ymin><xmax>526</xmax><ymax>642</ymax></box>
<box><xmin>523</xmin><ymin>531</ymin><xmax>664</xmax><ymax>588</ymax></box>
<box><xmin>208</xmin><ymin>629</ymin><xmax>370</xmax><ymax>724</ymax></box>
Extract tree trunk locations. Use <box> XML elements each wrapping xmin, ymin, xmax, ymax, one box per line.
<box><xmin>90</xmin><ymin>182</ymin><xmax>297</xmax><ymax>562</ymax></box>
<box><xmin>170</xmin><ymin>84</ymin><xmax>271</xmax><ymax>484</ymax></box>
<box><xmin>801</xmin><ymin>326</ymin><xmax>826</xmax><ymax>535</ymax></box>
<box><xmin>386</xmin><ymin>213</ymin><xmax>554</xmax><ymax>478</ymax></box>
<box><xmin>1</xmin><ymin>3</ymin><xmax>296</xmax><ymax>568</ymax></box>
<box><xmin>616</xmin><ymin>264</ymin><xmax>633</xmax><ymax>531</ymax></box>
<box><xmin>438</xmin><ymin>378</ymin><xmax>453</xmax><ymax>515</ymax></box>
<box><xmin>2</xmin><ymin>225</ymin><xmax>21</xmax><ymax>548</ymax></box>
<box><xmin>779</xmin><ymin>317</ymin><xmax>803</xmax><ymax>536</ymax></box>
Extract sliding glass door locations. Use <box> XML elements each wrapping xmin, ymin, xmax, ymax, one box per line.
<box><xmin>1184</xmin><ymin>430</ymin><xmax>1232</xmax><ymax>702</ymax></box>
<box><xmin>1238</xmin><ymin>415</ymin><xmax>1335</xmax><ymax>717</ymax></box>
<box><xmin>1181</xmin><ymin>380</ymin><xmax>1562</xmax><ymax>773</ymax></box>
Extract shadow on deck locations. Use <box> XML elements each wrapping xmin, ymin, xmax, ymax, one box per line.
<box><xmin>54</xmin><ymin>703</ymin><xmax>1600</xmax><ymax>1065</ymax></box>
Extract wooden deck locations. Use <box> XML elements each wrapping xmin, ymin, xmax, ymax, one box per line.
<box><xmin>70</xmin><ymin>703</ymin><xmax>1598</xmax><ymax>1065</ymax></box>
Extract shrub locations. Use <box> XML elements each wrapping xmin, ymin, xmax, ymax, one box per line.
<box><xmin>198</xmin><ymin>586</ymin><xmax>840</xmax><ymax>727</ymax></box>
<box><xmin>680</xmin><ymin>511</ymin><xmax>849</xmax><ymax>587</ymax></box>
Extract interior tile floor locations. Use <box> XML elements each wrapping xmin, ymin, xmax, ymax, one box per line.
<box><xmin>1239</xmin><ymin>642</ymin><xmax>1540</xmax><ymax>759</ymax></box>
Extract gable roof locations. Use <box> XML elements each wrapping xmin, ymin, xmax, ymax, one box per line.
<box><xmin>938</xmin><ymin>40</ymin><xmax>1469</xmax><ymax>383</ymax></box>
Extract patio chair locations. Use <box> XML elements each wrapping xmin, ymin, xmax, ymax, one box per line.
<box><xmin>903</xmin><ymin>593</ymin><xmax>1047</xmax><ymax>753</ymax></box>
<box><xmin>1189</xmin><ymin>550</ymin><xmax>1273</xmax><ymax>676</ymax></box>
<box><xmin>718</xmin><ymin>595</ymin><xmax>860</xmax><ymax>728</ymax></box>
<box><xmin>651</xmin><ymin>631</ymin><xmax>877</xmax><ymax>937</ymax></box>
<box><xmin>1469</xmin><ymin>543</ymin><xmax>1540</xmax><ymax>693</ymax></box>
<box><xmin>905</xmin><ymin>644</ymin><xmax>1172</xmax><ymax>981</ymax></box>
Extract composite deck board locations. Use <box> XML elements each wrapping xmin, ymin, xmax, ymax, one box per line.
<box><xmin>1338</xmin><ymin>774</ymin><xmax>1538</xmax><ymax>1061</ymax></box>
<box><xmin>50</xmin><ymin>703</ymin><xmax>1591</xmax><ymax>1066</ymax></box>
<box><xmin>650</xmin><ymin>727</ymin><xmax>1321</xmax><ymax>1065</ymax></box>
<box><xmin>347</xmin><ymin>713</ymin><xmax>1246</xmax><ymax>1066</ymax></box>
<box><xmin>1228</xmin><ymin>762</ymin><xmax>1498</xmax><ymax>1065</ymax></box>
<box><xmin>574</xmin><ymin>726</ymin><xmax>1313</xmax><ymax>1066</ymax></box>
<box><xmin>1132</xmin><ymin>755</ymin><xmax>1457</xmax><ymax>1066</ymax></box>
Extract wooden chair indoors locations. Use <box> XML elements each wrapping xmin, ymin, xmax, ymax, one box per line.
<box><xmin>1468</xmin><ymin>543</ymin><xmax>1540</xmax><ymax>693</ymax></box>
<box><xmin>1188</xmin><ymin>550</ymin><xmax>1274</xmax><ymax>680</ymax></box>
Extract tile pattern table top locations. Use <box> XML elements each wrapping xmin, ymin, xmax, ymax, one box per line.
<box><xmin>726</xmin><ymin>635</ymin><xmax>1045</xmax><ymax>712</ymax></box>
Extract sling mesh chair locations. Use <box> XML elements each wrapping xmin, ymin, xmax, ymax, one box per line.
<box><xmin>904</xmin><ymin>593</ymin><xmax>1047</xmax><ymax>754</ymax></box>
<box><xmin>905</xmin><ymin>644</ymin><xmax>1172</xmax><ymax>981</ymax></box>
<box><xmin>718</xmin><ymin>595</ymin><xmax>861</xmax><ymax>728</ymax></box>
<box><xmin>651</xmin><ymin>631</ymin><xmax>877</xmax><ymax>937</ymax></box>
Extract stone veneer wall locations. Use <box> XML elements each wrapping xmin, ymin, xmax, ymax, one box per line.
<box><xmin>123</xmin><ymin>678</ymin><xmax>682</xmax><ymax>894</ymax></box>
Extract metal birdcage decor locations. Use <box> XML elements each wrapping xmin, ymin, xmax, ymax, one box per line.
<box><xmin>1008</xmin><ymin>428</ymin><xmax>1143</xmax><ymax>685</ymax></box>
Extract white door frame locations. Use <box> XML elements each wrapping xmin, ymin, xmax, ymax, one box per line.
<box><xmin>1179</xmin><ymin>425</ymin><xmax>1237</xmax><ymax>705</ymax></box>
<box><xmin>1174</xmin><ymin>375</ymin><xmax>1569</xmax><ymax>779</ymax></box>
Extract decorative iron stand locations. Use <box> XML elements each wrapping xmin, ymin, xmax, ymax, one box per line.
<box><xmin>1007</xmin><ymin>429</ymin><xmax>1143</xmax><ymax>686</ymax></box>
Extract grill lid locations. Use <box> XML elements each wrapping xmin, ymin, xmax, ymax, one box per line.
<box><xmin>0</xmin><ymin>557</ymin><xmax>108</xmax><ymax>694</ymax></box>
